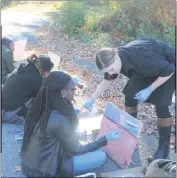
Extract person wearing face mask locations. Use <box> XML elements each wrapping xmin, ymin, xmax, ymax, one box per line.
<box><xmin>83</xmin><ymin>38</ymin><xmax>175</xmax><ymax>163</ymax></box>
<box><xmin>2</xmin><ymin>37</ymin><xmax>15</xmax><ymax>83</ymax></box>
<box><xmin>2</xmin><ymin>54</ymin><xmax>54</xmax><ymax>123</ymax></box>
<box><xmin>20</xmin><ymin>71</ymin><xmax>120</xmax><ymax>177</ymax></box>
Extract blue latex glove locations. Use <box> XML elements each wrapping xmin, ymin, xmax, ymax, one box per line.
<box><xmin>105</xmin><ymin>130</ymin><xmax>121</xmax><ymax>141</ymax></box>
<box><xmin>134</xmin><ymin>85</ymin><xmax>153</xmax><ymax>102</ymax></box>
<box><xmin>83</xmin><ymin>97</ymin><xmax>95</xmax><ymax>111</ymax></box>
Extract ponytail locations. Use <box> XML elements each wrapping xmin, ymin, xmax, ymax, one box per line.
<box><xmin>27</xmin><ymin>54</ymin><xmax>38</xmax><ymax>64</ymax></box>
<box><xmin>27</xmin><ymin>54</ymin><xmax>54</xmax><ymax>72</ymax></box>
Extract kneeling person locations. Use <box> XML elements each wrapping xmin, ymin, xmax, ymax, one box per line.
<box><xmin>2</xmin><ymin>54</ymin><xmax>54</xmax><ymax>123</ymax></box>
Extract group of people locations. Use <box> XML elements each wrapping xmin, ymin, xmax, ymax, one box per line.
<box><xmin>1</xmin><ymin>37</ymin><xmax>175</xmax><ymax>177</ymax></box>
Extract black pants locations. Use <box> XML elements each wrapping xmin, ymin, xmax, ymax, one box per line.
<box><xmin>125</xmin><ymin>96</ymin><xmax>171</xmax><ymax>118</ymax></box>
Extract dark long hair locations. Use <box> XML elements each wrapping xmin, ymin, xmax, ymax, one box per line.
<box><xmin>22</xmin><ymin>71</ymin><xmax>78</xmax><ymax>152</ymax></box>
<box><xmin>27</xmin><ymin>54</ymin><xmax>54</xmax><ymax>72</ymax></box>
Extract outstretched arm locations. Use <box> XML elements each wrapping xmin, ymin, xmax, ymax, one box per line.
<box><xmin>92</xmin><ymin>79</ymin><xmax>110</xmax><ymax>99</ymax></box>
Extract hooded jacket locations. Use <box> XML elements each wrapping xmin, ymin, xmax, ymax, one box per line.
<box><xmin>2</xmin><ymin>62</ymin><xmax>43</xmax><ymax>111</ymax></box>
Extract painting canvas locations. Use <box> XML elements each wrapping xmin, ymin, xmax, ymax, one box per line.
<box><xmin>13</xmin><ymin>37</ymin><xmax>28</xmax><ymax>61</ymax></box>
<box><xmin>97</xmin><ymin>103</ymin><xmax>143</xmax><ymax>166</ymax></box>
<box><xmin>48</xmin><ymin>51</ymin><xmax>60</xmax><ymax>70</ymax></box>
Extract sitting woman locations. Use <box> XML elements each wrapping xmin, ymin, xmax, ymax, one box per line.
<box><xmin>20</xmin><ymin>71</ymin><xmax>119</xmax><ymax>177</ymax></box>
<box><xmin>2</xmin><ymin>54</ymin><xmax>54</xmax><ymax>123</ymax></box>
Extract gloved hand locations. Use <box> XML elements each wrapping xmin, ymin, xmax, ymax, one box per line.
<box><xmin>105</xmin><ymin>130</ymin><xmax>120</xmax><ymax>141</ymax></box>
<box><xmin>83</xmin><ymin>97</ymin><xmax>95</xmax><ymax>111</ymax></box>
<box><xmin>134</xmin><ymin>85</ymin><xmax>153</xmax><ymax>102</ymax></box>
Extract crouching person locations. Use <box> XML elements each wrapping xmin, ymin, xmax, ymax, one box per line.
<box><xmin>2</xmin><ymin>54</ymin><xmax>54</xmax><ymax>124</ymax></box>
<box><xmin>20</xmin><ymin>71</ymin><xmax>119</xmax><ymax>177</ymax></box>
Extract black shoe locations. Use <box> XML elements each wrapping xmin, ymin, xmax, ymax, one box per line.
<box><xmin>148</xmin><ymin>126</ymin><xmax>172</xmax><ymax>163</ymax></box>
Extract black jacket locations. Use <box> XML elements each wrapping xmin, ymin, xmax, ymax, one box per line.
<box><xmin>104</xmin><ymin>38</ymin><xmax>175</xmax><ymax>105</ymax></box>
<box><xmin>20</xmin><ymin>110</ymin><xmax>107</xmax><ymax>177</ymax></box>
<box><xmin>2</xmin><ymin>45</ymin><xmax>15</xmax><ymax>83</ymax></box>
<box><xmin>2</xmin><ymin>63</ymin><xmax>43</xmax><ymax>111</ymax></box>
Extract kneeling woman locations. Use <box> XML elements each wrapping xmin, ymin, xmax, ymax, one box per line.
<box><xmin>2</xmin><ymin>54</ymin><xmax>54</xmax><ymax>123</ymax></box>
<box><xmin>20</xmin><ymin>71</ymin><xmax>119</xmax><ymax>177</ymax></box>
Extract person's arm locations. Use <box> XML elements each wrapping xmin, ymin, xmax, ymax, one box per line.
<box><xmin>92</xmin><ymin>79</ymin><xmax>110</xmax><ymax>99</ymax></box>
<box><xmin>134</xmin><ymin>50</ymin><xmax>175</xmax><ymax>101</ymax></box>
<box><xmin>83</xmin><ymin>73</ymin><xmax>118</xmax><ymax>110</ymax></box>
<box><xmin>92</xmin><ymin>72</ymin><xmax>118</xmax><ymax>99</ymax></box>
<box><xmin>50</xmin><ymin>114</ymin><xmax>107</xmax><ymax>155</ymax></box>
<box><xmin>151</xmin><ymin>73</ymin><xmax>174</xmax><ymax>91</ymax></box>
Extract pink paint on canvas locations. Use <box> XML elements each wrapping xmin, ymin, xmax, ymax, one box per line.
<box><xmin>97</xmin><ymin>103</ymin><xmax>142</xmax><ymax>167</ymax></box>
<box><xmin>97</xmin><ymin>116</ymin><xmax>137</xmax><ymax>166</ymax></box>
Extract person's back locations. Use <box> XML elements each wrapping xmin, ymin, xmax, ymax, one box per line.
<box><xmin>2</xmin><ymin>62</ymin><xmax>42</xmax><ymax>111</ymax></box>
<box><xmin>121</xmin><ymin>38</ymin><xmax>175</xmax><ymax>64</ymax></box>
<box><xmin>21</xmin><ymin>110</ymin><xmax>69</xmax><ymax>177</ymax></box>
<box><xmin>2</xmin><ymin>54</ymin><xmax>54</xmax><ymax>123</ymax></box>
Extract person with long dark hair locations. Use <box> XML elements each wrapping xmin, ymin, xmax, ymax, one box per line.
<box><xmin>20</xmin><ymin>71</ymin><xmax>119</xmax><ymax>177</ymax></box>
<box><xmin>83</xmin><ymin>38</ymin><xmax>175</xmax><ymax>163</ymax></box>
<box><xmin>2</xmin><ymin>54</ymin><xmax>54</xmax><ymax>123</ymax></box>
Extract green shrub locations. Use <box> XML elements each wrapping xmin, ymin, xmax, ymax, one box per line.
<box><xmin>59</xmin><ymin>1</ymin><xmax>85</xmax><ymax>35</ymax></box>
<box><xmin>51</xmin><ymin>0</ymin><xmax>175</xmax><ymax>46</ymax></box>
<box><xmin>161</xmin><ymin>23</ymin><xmax>175</xmax><ymax>47</ymax></box>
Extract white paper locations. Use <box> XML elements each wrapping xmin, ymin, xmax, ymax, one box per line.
<box><xmin>13</xmin><ymin>37</ymin><xmax>28</xmax><ymax>61</ymax></box>
<box><xmin>48</xmin><ymin>51</ymin><xmax>60</xmax><ymax>70</ymax></box>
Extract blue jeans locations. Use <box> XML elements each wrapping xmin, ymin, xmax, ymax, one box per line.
<box><xmin>73</xmin><ymin>150</ymin><xmax>106</xmax><ymax>176</ymax></box>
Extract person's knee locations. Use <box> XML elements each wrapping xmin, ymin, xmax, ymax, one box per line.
<box><xmin>125</xmin><ymin>96</ymin><xmax>138</xmax><ymax>118</ymax></box>
<box><xmin>155</xmin><ymin>105</ymin><xmax>171</xmax><ymax>118</ymax></box>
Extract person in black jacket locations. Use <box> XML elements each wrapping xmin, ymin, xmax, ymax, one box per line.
<box><xmin>2</xmin><ymin>37</ymin><xmax>15</xmax><ymax>83</ymax></box>
<box><xmin>83</xmin><ymin>38</ymin><xmax>175</xmax><ymax>163</ymax></box>
<box><xmin>20</xmin><ymin>71</ymin><xmax>119</xmax><ymax>177</ymax></box>
<box><xmin>2</xmin><ymin>54</ymin><xmax>54</xmax><ymax>123</ymax></box>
